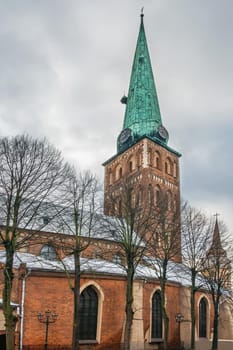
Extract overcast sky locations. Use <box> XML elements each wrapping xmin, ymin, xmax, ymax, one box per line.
<box><xmin>0</xmin><ymin>1</ymin><xmax>233</xmax><ymax>231</ymax></box>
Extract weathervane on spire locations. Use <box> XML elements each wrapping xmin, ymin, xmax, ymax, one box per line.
<box><xmin>140</xmin><ymin>7</ymin><xmax>144</xmax><ymax>19</ymax></box>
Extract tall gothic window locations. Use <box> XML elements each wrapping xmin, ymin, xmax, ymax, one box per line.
<box><xmin>199</xmin><ymin>298</ymin><xmax>207</xmax><ymax>338</ymax></box>
<box><xmin>152</xmin><ymin>290</ymin><xmax>163</xmax><ymax>339</ymax></box>
<box><xmin>80</xmin><ymin>286</ymin><xmax>98</xmax><ymax>341</ymax></box>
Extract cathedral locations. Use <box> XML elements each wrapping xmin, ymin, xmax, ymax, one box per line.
<box><xmin>0</xmin><ymin>13</ymin><xmax>233</xmax><ymax>350</ymax></box>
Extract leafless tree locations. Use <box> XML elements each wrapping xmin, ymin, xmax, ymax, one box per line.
<box><xmin>103</xmin><ymin>181</ymin><xmax>151</xmax><ymax>350</ymax></box>
<box><xmin>181</xmin><ymin>204</ymin><xmax>212</xmax><ymax>350</ymax></box>
<box><xmin>147</xmin><ymin>191</ymin><xmax>181</xmax><ymax>350</ymax></box>
<box><xmin>54</xmin><ymin>169</ymin><xmax>100</xmax><ymax>350</ymax></box>
<box><xmin>0</xmin><ymin>135</ymin><xmax>69</xmax><ymax>350</ymax></box>
<box><xmin>201</xmin><ymin>218</ymin><xmax>232</xmax><ymax>350</ymax></box>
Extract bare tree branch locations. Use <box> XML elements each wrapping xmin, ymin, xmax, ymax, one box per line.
<box><xmin>0</xmin><ymin>134</ymin><xmax>69</xmax><ymax>350</ymax></box>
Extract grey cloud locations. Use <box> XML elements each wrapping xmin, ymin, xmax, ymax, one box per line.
<box><xmin>0</xmin><ymin>0</ymin><xmax>233</xmax><ymax>230</ymax></box>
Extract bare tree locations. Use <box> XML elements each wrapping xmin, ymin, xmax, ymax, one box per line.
<box><xmin>202</xmin><ymin>218</ymin><xmax>232</xmax><ymax>350</ymax></box>
<box><xmin>147</xmin><ymin>191</ymin><xmax>181</xmax><ymax>350</ymax></box>
<box><xmin>0</xmin><ymin>135</ymin><xmax>69</xmax><ymax>350</ymax></box>
<box><xmin>103</xmin><ymin>181</ymin><xmax>151</xmax><ymax>350</ymax></box>
<box><xmin>181</xmin><ymin>204</ymin><xmax>212</xmax><ymax>350</ymax></box>
<box><xmin>55</xmin><ymin>169</ymin><xmax>100</xmax><ymax>350</ymax></box>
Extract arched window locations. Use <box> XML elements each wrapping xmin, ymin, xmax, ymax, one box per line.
<box><xmin>116</xmin><ymin>165</ymin><xmax>122</xmax><ymax>180</ymax></box>
<box><xmin>138</xmin><ymin>188</ymin><xmax>143</xmax><ymax>206</ymax></box>
<box><xmin>155</xmin><ymin>186</ymin><xmax>161</xmax><ymax>206</ymax></box>
<box><xmin>148</xmin><ymin>185</ymin><xmax>153</xmax><ymax>206</ymax></box>
<box><xmin>156</xmin><ymin>232</ymin><xmax>161</xmax><ymax>247</ymax></box>
<box><xmin>80</xmin><ymin>286</ymin><xmax>98</xmax><ymax>341</ymax></box>
<box><xmin>128</xmin><ymin>157</ymin><xmax>135</xmax><ymax>172</ymax></box>
<box><xmin>173</xmin><ymin>161</ymin><xmax>177</xmax><ymax>178</ymax></box>
<box><xmin>137</xmin><ymin>150</ymin><xmax>143</xmax><ymax>167</ymax></box>
<box><xmin>148</xmin><ymin>148</ymin><xmax>152</xmax><ymax>166</ymax></box>
<box><xmin>199</xmin><ymin>297</ymin><xmax>207</xmax><ymax>338</ymax></box>
<box><xmin>163</xmin><ymin>192</ymin><xmax>168</xmax><ymax>211</ymax></box>
<box><xmin>119</xmin><ymin>167</ymin><xmax>122</xmax><ymax>178</ymax></box>
<box><xmin>152</xmin><ymin>290</ymin><xmax>163</xmax><ymax>339</ymax></box>
<box><xmin>131</xmin><ymin>192</ymin><xmax>136</xmax><ymax>208</ymax></box>
<box><xmin>113</xmin><ymin>254</ymin><xmax>122</xmax><ymax>265</ymax></box>
<box><xmin>129</xmin><ymin>161</ymin><xmax>133</xmax><ymax>172</ymax></box>
<box><xmin>165</xmin><ymin>158</ymin><xmax>172</xmax><ymax>175</ymax></box>
<box><xmin>154</xmin><ymin>151</ymin><xmax>161</xmax><ymax>169</ymax></box>
<box><xmin>167</xmin><ymin>191</ymin><xmax>172</xmax><ymax>211</ymax></box>
<box><xmin>109</xmin><ymin>169</ymin><xmax>113</xmax><ymax>185</ymax></box>
<box><xmin>40</xmin><ymin>244</ymin><xmax>56</xmax><ymax>260</ymax></box>
<box><xmin>173</xmin><ymin>194</ymin><xmax>177</xmax><ymax>212</ymax></box>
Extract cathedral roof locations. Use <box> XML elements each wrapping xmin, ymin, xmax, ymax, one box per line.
<box><xmin>117</xmin><ymin>12</ymin><xmax>170</xmax><ymax>153</ymax></box>
<box><xmin>0</xmin><ymin>250</ymin><xmax>207</xmax><ymax>289</ymax></box>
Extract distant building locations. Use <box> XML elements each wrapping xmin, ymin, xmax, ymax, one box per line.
<box><xmin>0</xmin><ymin>13</ymin><xmax>232</xmax><ymax>350</ymax></box>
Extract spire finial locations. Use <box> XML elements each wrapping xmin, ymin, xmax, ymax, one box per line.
<box><xmin>140</xmin><ymin>7</ymin><xmax>144</xmax><ymax>21</ymax></box>
<box><xmin>214</xmin><ymin>213</ymin><xmax>220</xmax><ymax>222</ymax></box>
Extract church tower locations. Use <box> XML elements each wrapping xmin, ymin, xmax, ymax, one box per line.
<box><xmin>206</xmin><ymin>218</ymin><xmax>231</xmax><ymax>289</ymax></box>
<box><xmin>103</xmin><ymin>13</ymin><xmax>181</xmax><ymax>256</ymax></box>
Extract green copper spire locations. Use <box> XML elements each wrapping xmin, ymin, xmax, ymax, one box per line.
<box><xmin>118</xmin><ymin>12</ymin><xmax>169</xmax><ymax>152</ymax></box>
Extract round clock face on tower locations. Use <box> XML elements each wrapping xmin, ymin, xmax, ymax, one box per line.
<box><xmin>158</xmin><ymin>125</ymin><xmax>169</xmax><ymax>140</ymax></box>
<box><xmin>119</xmin><ymin>128</ymin><xmax>131</xmax><ymax>144</ymax></box>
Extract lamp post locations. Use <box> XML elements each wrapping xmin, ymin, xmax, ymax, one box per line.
<box><xmin>175</xmin><ymin>313</ymin><xmax>184</xmax><ymax>350</ymax></box>
<box><xmin>37</xmin><ymin>309</ymin><xmax>57</xmax><ymax>350</ymax></box>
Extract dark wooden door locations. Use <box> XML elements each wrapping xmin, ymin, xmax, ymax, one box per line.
<box><xmin>0</xmin><ymin>334</ymin><xmax>6</xmax><ymax>350</ymax></box>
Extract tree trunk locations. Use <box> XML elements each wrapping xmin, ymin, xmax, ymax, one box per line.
<box><xmin>72</xmin><ymin>252</ymin><xmax>81</xmax><ymax>350</ymax></box>
<box><xmin>190</xmin><ymin>270</ymin><xmax>196</xmax><ymax>350</ymax></box>
<box><xmin>3</xmin><ymin>244</ymin><xmax>17</xmax><ymax>350</ymax></box>
<box><xmin>123</xmin><ymin>263</ymin><xmax>134</xmax><ymax>350</ymax></box>
<box><xmin>212</xmin><ymin>302</ymin><xmax>219</xmax><ymax>350</ymax></box>
<box><xmin>163</xmin><ymin>308</ymin><xmax>169</xmax><ymax>350</ymax></box>
<box><xmin>161</xmin><ymin>266</ymin><xmax>169</xmax><ymax>350</ymax></box>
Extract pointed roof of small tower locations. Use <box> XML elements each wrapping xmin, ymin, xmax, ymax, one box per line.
<box><xmin>119</xmin><ymin>11</ymin><xmax>168</xmax><ymax>150</ymax></box>
<box><xmin>207</xmin><ymin>217</ymin><xmax>226</xmax><ymax>258</ymax></box>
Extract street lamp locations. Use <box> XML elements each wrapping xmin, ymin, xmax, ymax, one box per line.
<box><xmin>175</xmin><ymin>313</ymin><xmax>184</xmax><ymax>350</ymax></box>
<box><xmin>37</xmin><ymin>309</ymin><xmax>58</xmax><ymax>350</ymax></box>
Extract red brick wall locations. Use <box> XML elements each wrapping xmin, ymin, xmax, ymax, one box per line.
<box><xmin>22</xmin><ymin>272</ymin><xmax>126</xmax><ymax>350</ymax></box>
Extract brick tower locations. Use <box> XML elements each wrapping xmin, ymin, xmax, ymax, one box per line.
<box><xmin>103</xmin><ymin>13</ymin><xmax>181</xmax><ymax>258</ymax></box>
